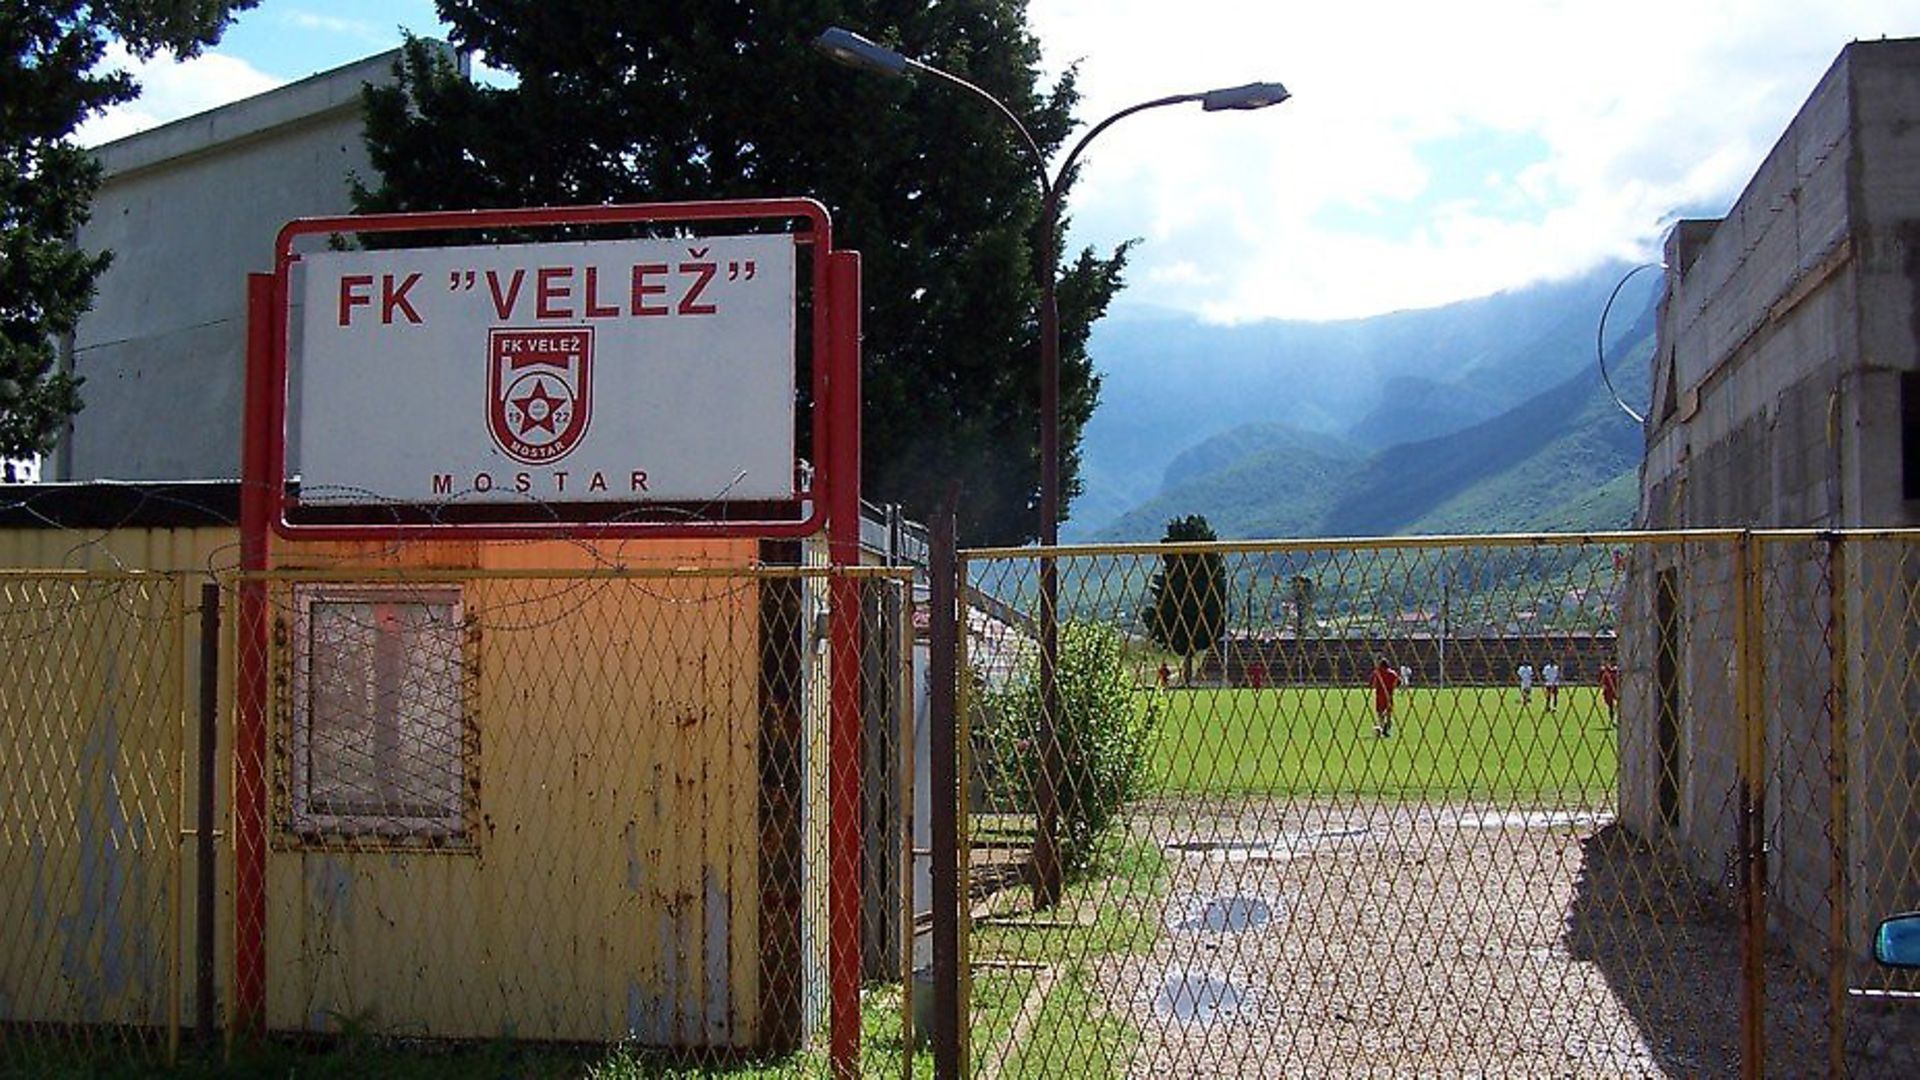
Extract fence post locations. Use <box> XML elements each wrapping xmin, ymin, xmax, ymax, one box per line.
<box><xmin>233</xmin><ymin>271</ymin><xmax>276</xmax><ymax>1041</ymax></box>
<box><xmin>1035</xmin><ymin>556</ymin><xmax>1063</xmax><ymax>909</ymax></box>
<box><xmin>896</xmin><ymin>572</ymin><xmax>916</xmax><ymax>1080</ymax></box>
<box><xmin>197</xmin><ymin>582</ymin><xmax>220</xmax><ymax>1048</ymax></box>
<box><xmin>929</xmin><ymin>495</ymin><xmax>962</xmax><ymax>1078</ymax></box>
<box><xmin>1735</xmin><ymin>531</ymin><xmax>1767</xmax><ymax>1079</ymax></box>
<box><xmin>825</xmin><ymin>250</ymin><xmax>864</xmax><ymax>1079</ymax></box>
<box><xmin>1824</xmin><ymin>533</ymin><xmax>1850</xmax><ymax>1076</ymax></box>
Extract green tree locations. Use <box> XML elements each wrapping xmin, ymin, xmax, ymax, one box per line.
<box><xmin>353</xmin><ymin>3</ymin><xmax>1128</xmax><ymax>544</ymax></box>
<box><xmin>1143</xmin><ymin>513</ymin><xmax>1226</xmax><ymax>683</ymax></box>
<box><xmin>985</xmin><ymin>619</ymin><xmax>1160</xmax><ymax>876</ymax></box>
<box><xmin>0</xmin><ymin>1</ymin><xmax>257</xmax><ymax>470</ymax></box>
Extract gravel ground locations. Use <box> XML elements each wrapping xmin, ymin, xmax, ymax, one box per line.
<box><xmin>988</xmin><ymin>797</ymin><xmax>1920</xmax><ymax>1078</ymax></box>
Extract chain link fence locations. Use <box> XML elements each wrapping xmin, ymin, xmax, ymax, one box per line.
<box><xmin>0</xmin><ymin>572</ymin><xmax>192</xmax><ymax>1070</ymax></box>
<box><xmin>949</xmin><ymin>532</ymin><xmax>1920</xmax><ymax>1078</ymax></box>
<box><xmin>1</xmin><ymin>555</ymin><xmax>919</xmax><ymax>1076</ymax></box>
<box><xmin>4</xmin><ymin>531</ymin><xmax>1919</xmax><ymax>1076</ymax></box>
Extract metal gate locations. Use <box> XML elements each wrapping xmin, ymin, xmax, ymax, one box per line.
<box><xmin>922</xmin><ymin>529</ymin><xmax>1920</xmax><ymax>1078</ymax></box>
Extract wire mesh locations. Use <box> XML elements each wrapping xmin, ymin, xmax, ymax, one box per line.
<box><xmin>223</xmin><ymin>562</ymin><xmax>918</xmax><ymax>1073</ymax></box>
<box><xmin>0</xmin><ymin>551</ymin><xmax>911</xmax><ymax>1075</ymax></box>
<box><xmin>952</xmin><ymin>534</ymin><xmax>1920</xmax><ymax>1078</ymax></box>
<box><xmin>7</xmin><ymin>531</ymin><xmax>1920</xmax><ymax>1076</ymax></box>
<box><xmin>1755</xmin><ymin>534</ymin><xmax>1920</xmax><ymax>1075</ymax></box>
<box><xmin>0</xmin><ymin>572</ymin><xmax>189</xmax><ymax>1071</ymax></box>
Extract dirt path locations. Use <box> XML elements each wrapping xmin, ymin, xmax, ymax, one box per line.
<box><xmin>984</xmin><ymin>798</ymin><xmax>1920</xmax><ymax>1078</ymax></box>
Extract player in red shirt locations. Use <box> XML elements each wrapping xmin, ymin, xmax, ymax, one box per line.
<box><xmin>1370</xmin><ymin>657</ymin><xmax>1401</xmax><ymax>737</ymax></box>
<box><xmin>1599</xmin><ymin>661</ymin><xmax>1620</xmax><ymax>725</ymax></box>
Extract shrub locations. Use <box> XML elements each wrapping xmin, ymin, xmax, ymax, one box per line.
<box><xmin>982</xmin><ymin>620</ymin><xmax>1163</xmax><ymax>876</ymax></box>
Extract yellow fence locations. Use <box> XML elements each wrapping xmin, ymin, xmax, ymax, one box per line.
<box><xmin>0</xmin><ymin>560</ymin><xmax>917</xmax><ymax>1075</ymax></box>
<box><xmin>0</xmin><ymin>572</ymin><xmax>193</xmax><ymax>1067</ymax></box>
<box><xmin>951</xmin><ymin>531</ymin><xmax>1920</xmax><ymax>1078</ymax></box>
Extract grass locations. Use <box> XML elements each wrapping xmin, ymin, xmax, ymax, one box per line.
<box><xmin>994</xmin><ymin>966</ymin><xmax>1138</xmax><ymax>1080</ymax></box>
<box><xmin>963</xmin><ymin>836</ymin><xmax>1168</xmax><ymax>1079</ymax></box>
<box><xmin>970</xmin><ymin>836</ymin><xmax>1169</xmax><ymax>964</ymax></box>
<box><xmin>0</xmin><ymin>976</ymin><xmax>1030</xmax><ymax>1079</ymax></box>
<box><xmin>1145</xmin><ymin>685</ymin><xmax>1617</xmax><ymax>800</ymax></box>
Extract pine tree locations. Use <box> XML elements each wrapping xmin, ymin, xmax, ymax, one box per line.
<box><xmin>353</xmin><ymin>2</ymin><xmax>1128</xmax><ymax>544</ymax></box>
<box><xmin>0</xmin><ymin>1</ymin><xmax>257</xmax><ymax>467</ymax></box>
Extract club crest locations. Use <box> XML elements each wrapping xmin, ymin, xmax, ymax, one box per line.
<box><xmin>487</xmin><ymin>328</ymin><xmax>593</xmax><ymax>465</ymax></box>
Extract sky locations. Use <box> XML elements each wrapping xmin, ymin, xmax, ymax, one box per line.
<box><xmin>77</xmin><ymin>0</ymin><xmax>1920</xmax><ymax>323</ymax></box>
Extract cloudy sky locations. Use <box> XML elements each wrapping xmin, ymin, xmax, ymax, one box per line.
<box><xmin>81</xmin><ymin>0</ymin><xmax>1920</xmax><ymax>322</ymax></box>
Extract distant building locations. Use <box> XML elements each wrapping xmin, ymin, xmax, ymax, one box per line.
<box><xmin>1628</xmin><ymin>37</ymin><xmax>1920</xmax><ymax>979</ymax></box>
<box><xmin>49</xmin><ymin>48</ymin><xmax>446</xmax><ymax>482</ymax></box>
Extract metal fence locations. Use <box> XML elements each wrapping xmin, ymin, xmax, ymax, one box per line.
<box><xmin>0</xmin><ymin>559</ymin><xmax>917</xmax><ymax>1076</ymax></box>
<box><xmin>5</xmin><ymin>531</ymin><xmax>1920</xmax><ymax>1077</ymax></box>
<box><xmin>943</xmin><ymin>531</ymin><xmax>1920</xmax><ymax>1078</ymax></box>
<box><xmin>0</xmin><ymin>572</ymin><xmax>192</xmax><ymax>1069</ymax></box>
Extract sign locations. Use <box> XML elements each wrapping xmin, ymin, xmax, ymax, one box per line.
<box><xmin>295</xmin><ymin>234</ymin><xmax>796</xmax><ymax>505</ymax></box>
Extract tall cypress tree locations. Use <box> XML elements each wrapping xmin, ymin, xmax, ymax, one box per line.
<box><xmin>1144</xmin><ymin>513</ymin><xmax>1227</xmax><ymax>683</ymax></box>
<box><xmin>354</xmin><ymin>2</ymin><xmax>1127</xmax><ymax>544</ymax></box>
<box><xmin>0</xmin><ymin>1</ymin><xmax>257</xmax><ymax>470</ymax></box>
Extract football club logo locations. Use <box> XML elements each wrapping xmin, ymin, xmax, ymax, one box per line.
<box><xmin>488</xmin><ymin>328</ymin><xmax>593</xmax><ymax>465</ymax></box>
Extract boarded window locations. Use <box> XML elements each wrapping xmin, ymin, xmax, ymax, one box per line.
<box><xmin>292</xmin><ymin>586</ymin><xmax>470</xmax><ymax>840</ymax></box>
<box><xmin>1904</xmin><ymin>371</ymin><xmax>1920</xmax><ymax>500</ymax></box>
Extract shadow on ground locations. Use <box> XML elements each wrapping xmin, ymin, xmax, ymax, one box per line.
<box><xmin>1565</xmin><ymin>823</ymin><xmax>1920</xmax><ymax>1078</ymax></box>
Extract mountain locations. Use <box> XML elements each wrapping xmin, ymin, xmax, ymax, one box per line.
<box><xmin>1096</xmin><ymin>424</ymin><xmax>1363</xmax><ymax>540</ymax></box>
<box><xmin>1066</xmin><ymin>261</ymin><xmax>1660</xmax><ymax>540</ymax></box>
<box><xmin>1087</xmin><ymin>279</ymin><xmax>1656</xmax><ymax>541</ymax></box>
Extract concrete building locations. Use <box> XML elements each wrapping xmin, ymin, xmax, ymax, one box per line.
<box><xmin>1627</xmin><ymin>38</ymin><xmax>1920</xmax><ymax>980</ymax></box>
<box><xmin>51</xmin><ymin>49</ymin><xmax>439</xmax><ymax>483</ymax></box>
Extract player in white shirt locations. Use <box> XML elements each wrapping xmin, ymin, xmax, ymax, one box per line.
<box><xmin>1517</xmin><ymin>662</ymin><xmax>1535</xmax><ymax>706</ymax></box>
<box><xmin>1542</xmin><ymin>661</ymin><xmax>1561</xmax><ymax>712</ymax></box>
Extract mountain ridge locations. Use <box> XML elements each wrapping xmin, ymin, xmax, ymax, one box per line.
<box><xmin>1077</xmin><ymin>264</ymin><xmax>1657</xmax><ymax>541</ymax></box>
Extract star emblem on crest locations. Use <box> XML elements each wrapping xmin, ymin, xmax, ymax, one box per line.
<box><xmin>512</xmin><ymin>378</ymin><xmax>567</xmax><ymax>435</ymax></box>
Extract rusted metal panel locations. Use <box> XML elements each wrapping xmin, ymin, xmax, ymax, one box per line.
<box><xmin>257</xmin><ymin>538</ymin><xmax>781</xmax><ymax>1045</ymax></box>
<box><xmin>1</xmin><ymin>524</ymin><xmax>845</xmax><ymax>1052</ymax></box>
<box><xmin>0</xmin><ymin>565</ymin><xmax>191</xmax><ymax>1036</ymax></box>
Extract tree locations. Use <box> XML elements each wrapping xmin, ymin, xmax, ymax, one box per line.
<box><xmin>984</xmin><ymin>619</ymin><xmax>1161</xmax><ymax>876</ymax></box>
<box><xmin>1143</xmin><ymin>513</ymin><xmax>1226</xmax><ymax>683</ymax></box>
<box><xmin>0</xmin><ymin>1</ymin><xmax>258</xmax><ymax>469</ymax></box>
<box><xmin>353</xmin><ymin>3</ymin><xmax>1128</xmax><ymax>544</ymax></box>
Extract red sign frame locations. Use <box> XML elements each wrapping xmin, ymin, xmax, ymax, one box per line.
<box><xmin>249</xmin><ymin>198</ymin><xmax>845</xmax><ymax>541</ymax></box>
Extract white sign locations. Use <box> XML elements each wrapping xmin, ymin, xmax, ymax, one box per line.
<box><xmin>295</xmin><ymin>234</ymin><xmax>797</xmax><ymax>505</ymax></box>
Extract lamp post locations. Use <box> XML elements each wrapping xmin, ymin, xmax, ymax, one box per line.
<box><xmin>816</xmin><ymin>26</ymin><xmax>1289</xmax><ymax>907</ymax></box>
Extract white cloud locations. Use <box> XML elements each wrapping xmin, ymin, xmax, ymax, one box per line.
<box><xmin>63</xmin><ymin>2</ymin><xmax>1920</xmax><ymax>323</ymax></box>
<box><xmin>1027</xmin><ymin>0</ymin><xmax>1920</xmax><ymax>320</ymax></box>
<box><xmin>74</xmin><ymin>43</ymin><xmax>281</xmax><ymax>147</ymax></box>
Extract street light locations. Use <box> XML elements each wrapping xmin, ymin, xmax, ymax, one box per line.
<box><xmin>816</xmin><ymin>24</ymin><xmax>1289</xmax><ymax>907</ymax></box>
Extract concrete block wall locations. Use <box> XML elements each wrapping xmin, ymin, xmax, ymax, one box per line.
<box><xmin>58</xmin><ymin>50</ymin><xmax>421</xmax><ymax>483</ymax></box>
<box><xmin>1637</xmin><ymin>39</ymin><xmax>1920</xmax><ymax>976</ymax></box>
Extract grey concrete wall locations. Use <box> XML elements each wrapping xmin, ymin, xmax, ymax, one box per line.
<box><xmin>1641</xmin><ymin>44</ymin><xmax>1857</xmax><ymax>531</ymax></box>
<box><xmin>1634</xmin><ymin>39</ymin><xmax>1920</xmax><ymax>976</ymax></box>
<box><xmin>1850</xmin><ymin>41</ymin><xmax>1920</xmax><ymax>529</ymax></box>
<box><xmin>57</xmin><ymin>51</ymin><xmax>410</xmax><ymax>482</ymax></box>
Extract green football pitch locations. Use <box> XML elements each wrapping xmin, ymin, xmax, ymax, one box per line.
<box><xmin>1141</xmin><ymin>686</ymin><xmax>1618</xmax><ymax>800</ymax></box>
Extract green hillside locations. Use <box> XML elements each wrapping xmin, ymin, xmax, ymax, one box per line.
<box><xmin>1096</xmin><ymin>429</ymin><xmax>1360</xmax><ymax>539</ymax></box>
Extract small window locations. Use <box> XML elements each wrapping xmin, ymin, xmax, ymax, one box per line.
<box><xmin>1904</xmin><ymin>371</ymin><xmax>1920</xmax><ymax>500</ymax></box>
<box><xmin>291</xmin><ymin>585</ymin><xmax>472</xmax><ymax>842</ymax></box>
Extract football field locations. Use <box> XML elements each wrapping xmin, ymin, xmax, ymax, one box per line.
<box><xmin>1143</xmin><ymin>685</ymin><xmax>1617</xmax><ymax>799</ymax></box>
